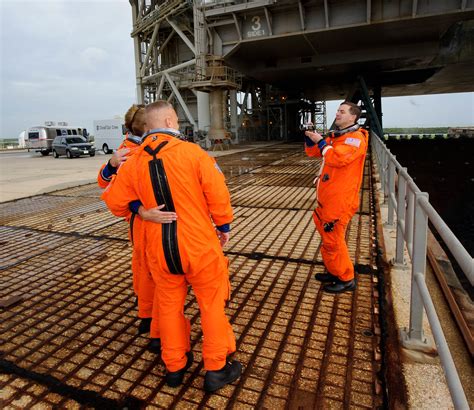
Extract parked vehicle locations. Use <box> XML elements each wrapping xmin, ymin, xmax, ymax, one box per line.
<box><xmin>93</xmin><ymin>118</ymin><xmax>126</xmax><ymax>154</ymax></box>
<box><xmin>52</xmin><ymin>136</ymin><xmax>95</xmax><ymax>158</ymax></box>
<box><xmin>24</xmin><ymin>123</ymin><xmax>88</xmax><ymax>156</ymax></box>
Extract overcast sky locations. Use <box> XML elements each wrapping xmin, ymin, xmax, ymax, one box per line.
<box><xmin>1</xmin><ymin>0</ymin><xmax>473</xmax><ymax>139</ymax></box>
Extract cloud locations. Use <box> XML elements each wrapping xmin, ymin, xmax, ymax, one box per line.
<box><xmin>79</xmin><ymin>47</ymin><xmax>110</xmax><ymax>70</ymax></box>
<box><xmin>1</xmin><ymin>0</ymin><xmax>136</xmax><ymax>138</ymax></box>
<box><xmin>10</xmin><ymin>81</ymin><xmax>48</xmax><ymax>91</ymax></box>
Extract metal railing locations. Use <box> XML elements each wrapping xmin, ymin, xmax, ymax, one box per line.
<box><xmin>371</xmin><ymin>132</ymin><xmax>472</xmax><ymax>409</ymax></box>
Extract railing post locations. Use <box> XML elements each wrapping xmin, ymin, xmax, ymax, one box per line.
<box><xmin>382</xmin><ymin>149</ymin><xmax>388</xmax><ymax>203</ymax></box>
<box><xmin>409</xmin><ymin>192</ymin><xmax>429</xmax><ymax>340</ymax></box>
<box><xmin>373</xmin><ymin>136</ymin><xmax>381</xmax><ymax>172</ymax></box>
<box><xmin>406</xmin><ymin>186</ymin><xmax>415</xmax><ymax>258</ymax></box>
<box><xmin>387</xmin><ymin>157</ymin><xmax>395</xmax><ymax>225</ymax></box>
<box><xmin>401</xmin><ymin>192</ymin><xmax>434</xmax><ymax>351</ymax></box>
<box><xmin>395</xmin><ymin>168</ymin><xmax>407</xmax><ymax>265</ymax></box>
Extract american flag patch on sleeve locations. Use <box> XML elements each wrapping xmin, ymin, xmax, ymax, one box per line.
<box><xmin>214</xmin><ymin>162</ymin><xmax>223</xmax><ymax>173</ymax></box>
<box><xmin>344</xmin><ymin>137</ymin><xmax>361</xmax><ymax>148</ymax></box>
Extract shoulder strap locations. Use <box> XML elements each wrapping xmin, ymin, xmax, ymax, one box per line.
<box><xmin>144</xmin><ymin>141</ymin><xmax>168</xmax><ymax>159</ymax></box>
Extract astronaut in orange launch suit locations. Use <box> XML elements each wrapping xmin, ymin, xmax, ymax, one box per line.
<box><xmin>304</xmin><ymin>101</ymin><xmax>368</xmax><ymax>294</ymax></box>
<box><xmin>102</xmin><ymin>101</ymin><xmax>242</xmax><ymax>392</ymax></box>
<box><xmin>98</xmin><ymin>104</ymin><xmax>177</xmax><ymax>351</ymax></box>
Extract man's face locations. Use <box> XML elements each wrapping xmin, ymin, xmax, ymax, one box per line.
<box><xmin>334</xmin><ymin>104</ymin><xmax>357</xmax><ymax>129</ymax></box>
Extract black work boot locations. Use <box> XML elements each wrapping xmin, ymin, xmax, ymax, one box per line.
<box><xmin>147</xmin><ymin>338</ymin><xmax>161</xmax><ymax>354</ymax></box>
<box><xmin>314</xmin><ymin>272</ymin><xmax>339</xmax><ymax>283</ymax></box>
<box><xmin>204</xmin><ymin>360</ymin><xmax>242</xmax><ymax>393</ymax></box>
<box><xmin>137</xmin><ymin>317</ymin><xmax>152</xmax><ymax>334</ymax></box>
<box><xmin>165</xmin><ymin>351</ymin><xmax>194</xmax><ymax>387</ymax></box>
<box><xmin>323</xmin><ymin>279</ymin><xmax>357</xmax><ymax>294</ymax></box>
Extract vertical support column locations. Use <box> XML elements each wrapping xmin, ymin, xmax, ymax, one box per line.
<box><xmin>229</xmin><ymin>89</ymin><xmax>238</xmax><ymax>143</ymax></box>
<box><xmin>373</xmin><ymin>84</ymin><xmax>382</xmax><ymax>130</ymax></box>
<box><xmin>197</xmin><ymin>92</ymin><xmax>210</xmax><ymax>133</ymax></box>
<box><xmin>209</xmin><ymin>89</ymin><xmax>226</xmax><ymax>140</ymax></box>
<box><xmin>194</xmin><ymin>3</ymin><xmax>209</xmax><ymax>134</ymax></box>
<box><xmin>131</xmin><ymin>1</ymin><xmax>144</xmax><ymax>104</ymax></box>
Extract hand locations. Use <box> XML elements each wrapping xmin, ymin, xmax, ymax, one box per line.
<box><xmin>138</xmin><ymin>205</ymin><xmax>177</xmax><ymax>224</ymax></box>
<box><xmin>305</xmin><ymin>130</ymin><xmax>323</xmax><ymax>144</ymax></box>
<box><xmin>109</xmin><ymin>148</ymin><xmax>130</xmax><ymax>167</ymax></box>
<box><xmin>216</xmin><ymin>230</ymin><xmax>230</xmax><ymax>247</ymax></box>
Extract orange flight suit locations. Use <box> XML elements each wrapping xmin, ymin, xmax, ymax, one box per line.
<box><xmin>103</xmin><ymin>131</ymin><xmax>236</xmax><ymax>372</ymax></box>
<box><xmin>306</xmin><ymin>127</ymin><xmax>369</xmax><ymax>281</ymax></box>
<box><xmin>97</xmin><ymin>136</ymin><xmax>158</xmax><ymax>338</ymax></box>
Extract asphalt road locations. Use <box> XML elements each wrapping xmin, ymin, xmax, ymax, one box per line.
<box><xmin>0</xmin><ymin>150</ymin><xmax>110</xmax><ymax>202</ymax></box>
<box><xmin>0</xmin><ymin>143</ymin><xmax>278</xmax><ymax>203</ymax></box>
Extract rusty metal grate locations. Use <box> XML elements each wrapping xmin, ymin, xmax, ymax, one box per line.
<box><xmin>0</xmin><ymin>226</ymin><xmax>72</xmax><ymax>270</ymax></box>
<box><xmin>2</xmin><ymin>197</ymin><xmax>117</xmax><ymax>235</ymax></box>
<box><xmin>228</xmin><ymin>172</ymin><xmax>315</xmax><ymax>188</ymax></box>
<box><xmin>0</xmin><ymin>143</ymin><xmax>383</xmax><ymax>408</ymax></box>
<box><xmin>46</xmin><ymin>184</ymin><xmax>105</xmax><ymax>198</ymax></box>
<box><xmin>230</xmin><ymin>185</ymin><xmax>315</xmax><ymax>210</ymax></box>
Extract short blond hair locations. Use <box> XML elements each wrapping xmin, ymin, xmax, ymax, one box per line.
<box><xmin>145</xmin><ymin>100</ymin><xmax>174</xmax><ymax>115</ymax></box>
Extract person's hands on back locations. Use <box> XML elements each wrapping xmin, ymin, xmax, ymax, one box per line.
<box><xmin>139</xmin><ymin>205</ymin><xmax>177</xmax><ymax>224</ymax></box>
<box><xmin>109</xmin><ymin>148</ymin><xmax>130</xmax><ymax>167</ymax></box>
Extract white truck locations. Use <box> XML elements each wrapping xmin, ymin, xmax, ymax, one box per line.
<box><xmin>93</xmin><ymin>118</ymin><xmax>126</xmax><ymax>154</ymax></box>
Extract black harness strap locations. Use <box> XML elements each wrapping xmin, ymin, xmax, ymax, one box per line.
<box><xmin>145</xmin><ymin>141</ymin><xmax>184</xmax><ymax>274</ymax></box>
<box><xmin>144</xmin><ymin>141</ymin><xmax>168</xmax><ymax>157</ymax></box>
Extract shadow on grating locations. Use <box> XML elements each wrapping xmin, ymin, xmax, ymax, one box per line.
<box><xmin>0</xmin><ymin>143</ymin><xmax>382</xmax><ymax>409</ymax></box>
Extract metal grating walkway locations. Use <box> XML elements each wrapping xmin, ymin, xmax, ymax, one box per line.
<box><xmin>0</xmin><ymin>143</ymin><xmax>383</xmax><ymax>409</ymax></box>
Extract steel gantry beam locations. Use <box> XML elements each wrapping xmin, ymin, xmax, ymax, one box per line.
<box><xmin>129</xmin><ymin>0</ymin><xmax>474</xmax><ymax>144</ymax></box>
<box><xmin>130</xmin><ymin>0</ymin><xmax>199</xmax><ymax>132</ymax></box>
<box><xmin>130</xmin><ymin>0</ymin><xmax>241</xmax><ymax>144</ymax></box>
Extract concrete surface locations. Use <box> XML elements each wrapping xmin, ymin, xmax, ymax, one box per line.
<box><xmin>372</xmin><ymin>158</ymin><xmax>472</xmax><ymax>408</ymax></box>
<box><xmin>0</xmin><ymin>143</ymin><xmax>281</xmax><ymax>203</ymax></box>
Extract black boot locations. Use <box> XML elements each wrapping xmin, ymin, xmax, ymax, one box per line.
<box><xmin>314</xmin><ymin>272</ymin><xmax>338</xmax><ymax>282</ymax></box>
<box><xmin>323</xmin><ymin>279</ymin><xmax>357</xmax><ymax>294</ymax></box>
<box><xmin>204</xmin><ymin>360</ymin><xmax>242</xmax><ymax>393</ymax></box>
<box><xmin>165</xmin><ymin>351</ymin><xmax>194</xmax><ymax>387</ymax></box>
<box><xmin>137</xmin><ymin>317</ymin><xmax>152</xmax><ymax>334</ymax></box>
<box><xmin>147</xmin><ymin>338</ymin><xmax>161</xmax><ymax>354</ymax></box>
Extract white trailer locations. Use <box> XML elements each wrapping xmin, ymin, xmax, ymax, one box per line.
<box><xmin>93</xmin><ymin>118</ymin><xmax>126</xmax><ymax>154</ymax></box>
<box><xmin>24</xmin><ymin>123</ymin><xmax>88</xmax><ymax>155</ymax></box>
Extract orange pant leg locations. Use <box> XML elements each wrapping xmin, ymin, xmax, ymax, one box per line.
<box><xmin>188</xmin><ymin>256</ymin><xmax>236</xmax><ymax>371</ymax></box>
<box><xmin>313</xmin><ymin>213</ymin><xmax>354</xmax><ymax>282</ymax></box>
<box><xmin>131</xmin><ymin>247</ymin><xmax>155</xmax><ymax>318</ymax></box>
<box><xmin>131</xmin><ymin>218</ymin><xmax>159</xmax><ymax>338</ymax></box>
<box><xmin>130</xmin><ymin>249</ymin><xmax>141</xmax><ymax>300</ymax></box>
<box><xmin>150</xmin><ymin>290</ymin><xmax>161</xmax><ymax>339</ymax></box>
<box><xmin>150</xmin><ymin>267</ymin><xmax>191</xmax><ymax>372</ymax></box>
